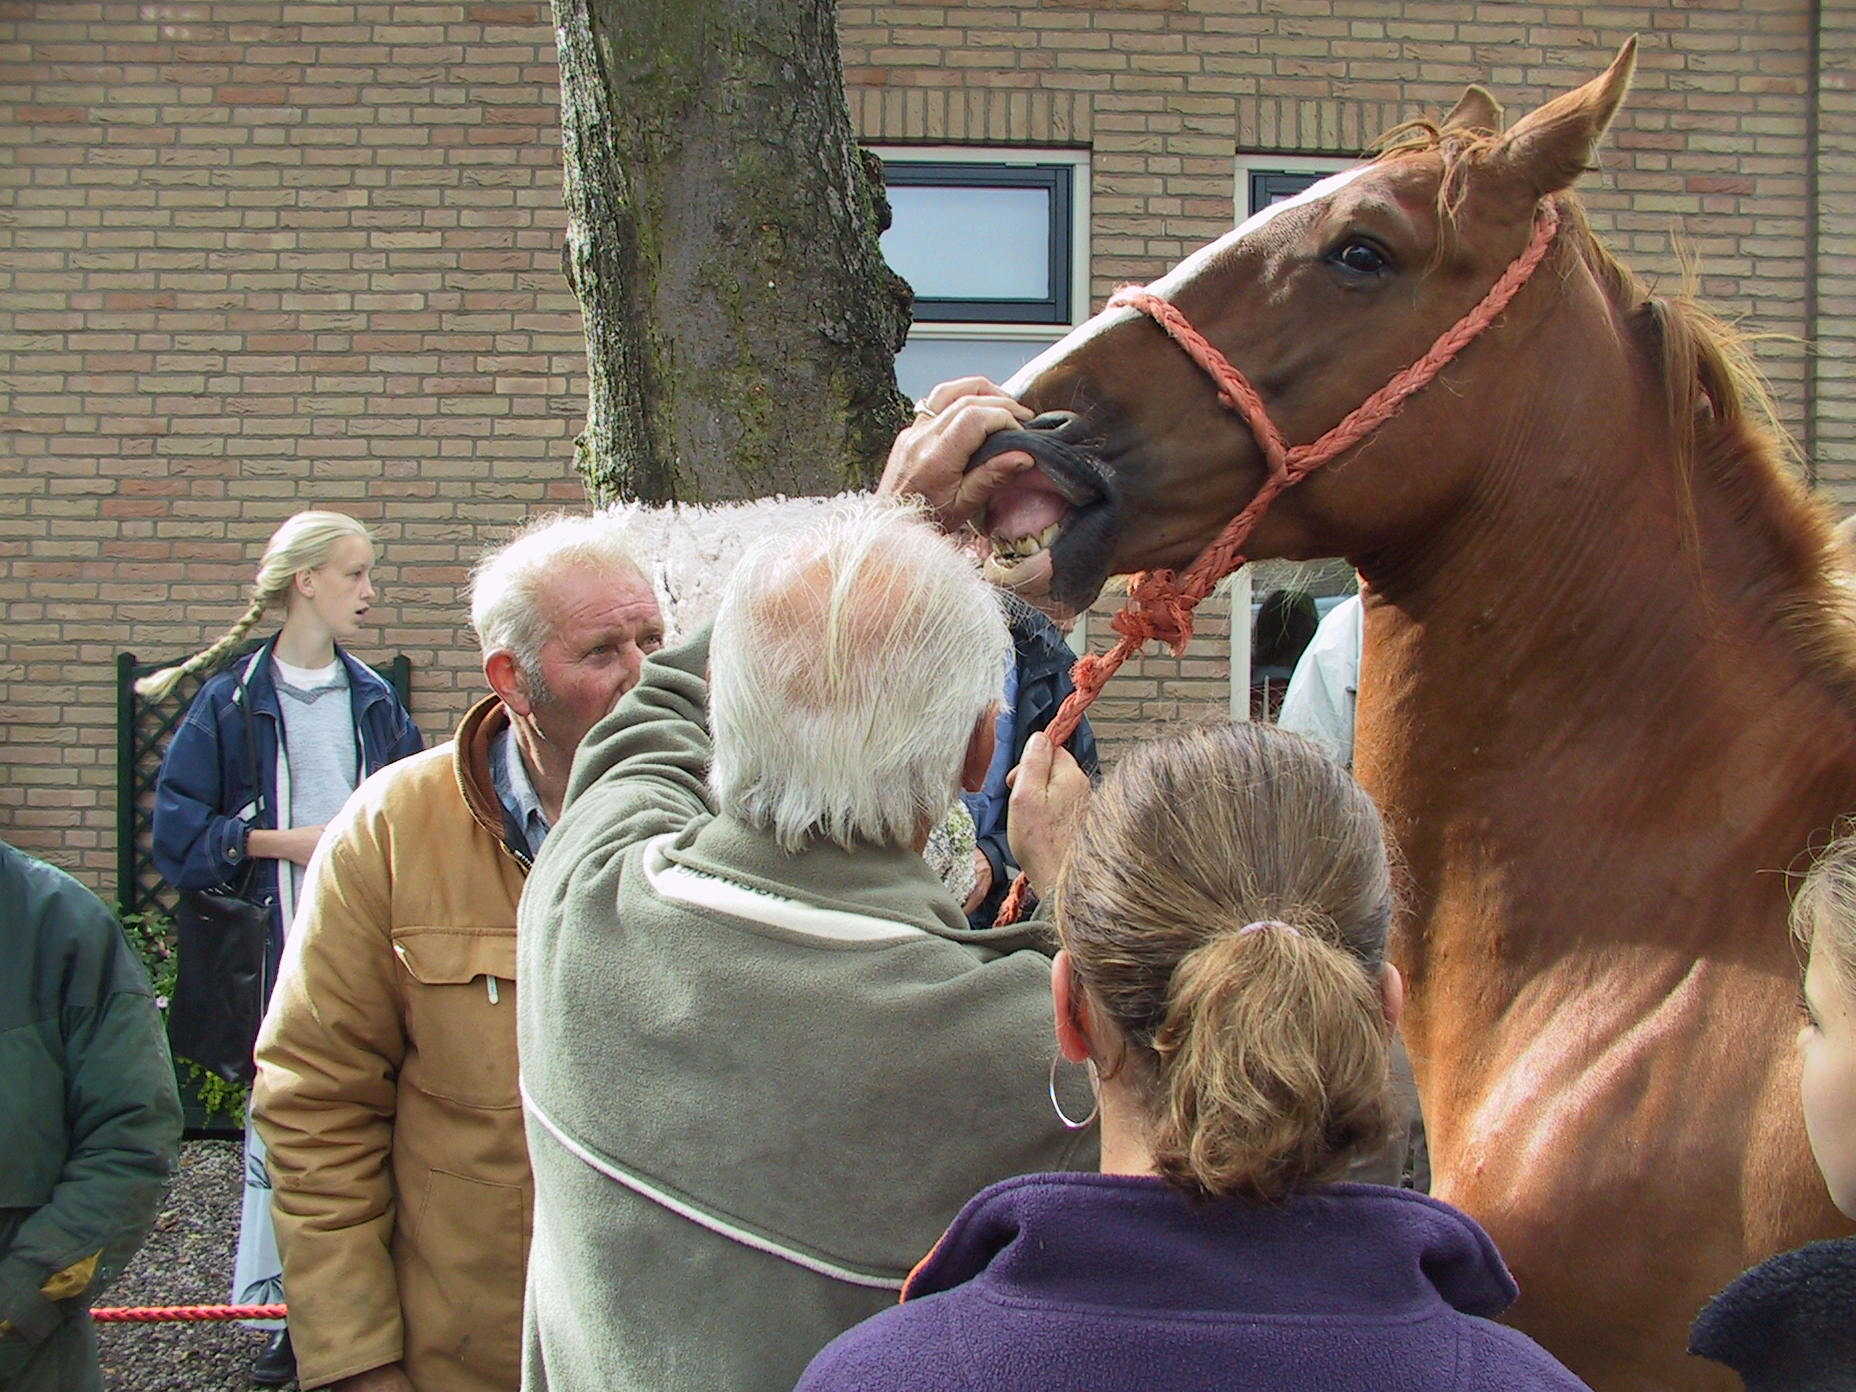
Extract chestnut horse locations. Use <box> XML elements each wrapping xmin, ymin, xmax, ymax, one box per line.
<box><xmin>978</xmin><ymin>43</ymin><xmax>1856</xmax><ymax>1392</ymax></box>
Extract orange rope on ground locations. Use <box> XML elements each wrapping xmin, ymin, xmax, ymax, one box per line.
<box><xmin>996</xmin><ymin>202</ymin><xmax>1563</xmax><ymax>924</ymax></box>
<box><xmin>90</xmin><ymin>1303</ymin><xmax>286</xmax><ymax>1323</ymax></box>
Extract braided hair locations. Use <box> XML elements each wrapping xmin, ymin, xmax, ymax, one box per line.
<box><xmin>134</xmin><ymin>511</ymin><xmax>373</xmax><ymax>701</ymax></box>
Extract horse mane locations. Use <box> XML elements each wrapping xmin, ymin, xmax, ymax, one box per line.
<box><xmin>1555</xmin><ymin>198</ymin><xmax>1856</xmax><ymax>701</ymax></box>
<box><xmin>1369</xmin><ymin>121</ymin><xmax>1856</xmax><ymax>699</ymax></box>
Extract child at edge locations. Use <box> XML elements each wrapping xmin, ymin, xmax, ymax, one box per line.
<box><xmin>1690</xmin><ymin>833</ymin><xmax>1856</xmax><ymax>1391</ymax></box>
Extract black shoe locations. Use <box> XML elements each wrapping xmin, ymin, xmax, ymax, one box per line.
<box><xmin>250</xmin><ymin>1329</ymin><xmax>295</xmax><ymax>1387</ymax></box>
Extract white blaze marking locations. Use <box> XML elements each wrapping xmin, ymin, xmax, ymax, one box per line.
<box><xmin>1004</xmin><ymin>163</ymin><xmax>1368</xmax><ymax>398</ymax></box>
<box><xmin>1246</xmin><ymin>165</ymin><xmax>1368</xmax><ymax>241</ymax></box>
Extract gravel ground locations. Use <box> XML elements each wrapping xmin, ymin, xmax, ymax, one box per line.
<box><xmin>97</xmin><ymin>1139</ymin><xmax>291</xmax><ymax>1392</ymax></box>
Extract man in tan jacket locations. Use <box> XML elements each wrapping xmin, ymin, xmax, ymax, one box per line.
<box><xmin>253</xmin><ymin>514</ymin><xmax>664</xmax><ymax>1392</ymax></box>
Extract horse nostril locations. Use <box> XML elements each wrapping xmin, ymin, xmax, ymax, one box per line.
<box><xmin>1024</xmin><ymin>410</ymin><xmax>1089</xmax><ymax>443</ymax></box>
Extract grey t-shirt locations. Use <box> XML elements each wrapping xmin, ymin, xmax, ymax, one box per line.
<box><xmin>274</xmin><ymin>658</ymin><xmax>360</xmax><ymax>911</ymax></box>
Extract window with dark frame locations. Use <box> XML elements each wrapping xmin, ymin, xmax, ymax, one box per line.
<box><xmin>1245</xmin><ymin>169</ymin><xmax>1329</xmax><ymax>218</ymax></box>
<box><xmin>880</xmin><ymin>160</ymin><xmax>1074</xmax><ymax>325</ymax></box>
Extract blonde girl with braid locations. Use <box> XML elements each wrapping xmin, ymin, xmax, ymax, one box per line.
<box><xmin>146</xmin><ymin>510</ymin><xmax>420</xmax><ymax>1387</ymax></box>
<box><xmin>801</xmin><ymin>723</ymin><xmax>1588</xmax><ymax>1392</ymax></box>
<box><xmin>138</xmin><ymin>511</ymin><xmax>374</xmax><ymax>702</ymax></box>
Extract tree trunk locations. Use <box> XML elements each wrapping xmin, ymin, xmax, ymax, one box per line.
<box><xmin>554</xmin><ymin>0</ymin><xmax>913</xmax><ymax>505</ymax></box>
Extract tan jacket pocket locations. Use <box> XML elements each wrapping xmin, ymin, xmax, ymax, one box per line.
<box><xmin>390</xmin><ymin>930</ymin><xmax>519</xmax><ymax>1108</ymax></box>
<box><xmin>397</xmin><ymin>1167</ymin><xmax>527</xmax><ymax>1392</ymax></box>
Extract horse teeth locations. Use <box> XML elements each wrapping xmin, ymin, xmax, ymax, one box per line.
<box><xmin>987</xmin><ymin>520</ymin><xmax>1065</xmax><ymax>569</ymax></box>
<box><xmin>989</xmin><ymin>525</ymin><xmax>1062</xmax><ymax>562</ymax></box>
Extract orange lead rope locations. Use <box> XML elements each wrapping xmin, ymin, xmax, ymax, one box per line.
<box><xmin>90</xmin><ymin>1303</ymin><xmax>287</xmax><ymax>1322</ymax></box>
<box><xmin>994</xmin><ymin>200</ymin><xmax>1562</xmax><ymax>924</ymax></box>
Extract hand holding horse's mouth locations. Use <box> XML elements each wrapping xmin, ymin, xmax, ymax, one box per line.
<box><xmin>876</xmin><ymin>377</ymin><xmax>1036</xmax><ymax>531</ymax></box>
<box><xmin>877</xmin><ymin>383</ymin><xmax>1115</xmax><ymax>611</ymax></box>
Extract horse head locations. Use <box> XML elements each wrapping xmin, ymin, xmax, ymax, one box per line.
<box><xmin>982</xmin><ymin>42</ymin><xmax>1638</xmax><ymax>618</ymax></box>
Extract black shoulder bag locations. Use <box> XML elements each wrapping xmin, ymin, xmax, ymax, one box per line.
<box><xmin>168</xmin><ymin>659</ymin><xmax>274</xmax><ymax>1088</ymax></box>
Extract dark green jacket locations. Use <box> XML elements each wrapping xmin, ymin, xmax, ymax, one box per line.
<box><xmin>0</xmin><ymin>841</ymin><xmax>182</xmax><ymax>1392</ymax></box>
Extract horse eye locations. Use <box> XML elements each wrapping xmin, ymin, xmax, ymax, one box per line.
<box><xmin>1333</xmin><ymin>239</ymin><xmax>1391</xmax><ymax>277</ymax></box>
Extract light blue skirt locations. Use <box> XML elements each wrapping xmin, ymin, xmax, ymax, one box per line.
<box><xmin>233</xmin><ymin>1122</ymin><xmax>286</xmax><ymax>1331</ymax></box>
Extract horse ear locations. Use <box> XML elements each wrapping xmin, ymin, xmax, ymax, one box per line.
<box><xmin>1443</xmin><ymin>85</ymin><xmax>1503</xmax><ymax>135</ymax></box>
<box><xmin>1487</xmin><ymin>37</ymin><xmax>1637</xmax><ymax>198</ymax></box>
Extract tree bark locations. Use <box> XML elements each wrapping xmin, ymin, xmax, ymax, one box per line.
<box><xmin>554</xmin><ymin>0</ymin><xmax>912</xmax><ymax>505</ymax></box>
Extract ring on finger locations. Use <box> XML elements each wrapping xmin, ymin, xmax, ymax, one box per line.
<box><xmin>911</xmin><ymin>399</ymin><xmax>938</xmax><ymax>422</ymax></box>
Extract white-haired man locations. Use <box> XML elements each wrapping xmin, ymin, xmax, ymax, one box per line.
<box><xmin>253</xmin><ymin>515</ymin><xmax>663</xmax><ymax>1392</ymax></box>
<box><xmin>518</xmin><ymin>493</ymin><xmax>1095</xmax><ymax>1392</ymax></box>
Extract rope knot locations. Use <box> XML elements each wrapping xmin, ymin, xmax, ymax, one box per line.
<box><xmin>1110</xmin><ymin>570</ymin><xmax>1197</xmax><ymax>655</ymax></box>
<box><xmin>1069</xmin><ymin>650</ymin><xmax>1113</xmax><ymax>692</ymax></box>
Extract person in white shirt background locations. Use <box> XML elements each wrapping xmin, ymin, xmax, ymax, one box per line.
<box><xmin>1278</xmin><ymin>590</ymin><xmax>1363</xmax><ymax>769</ymax></box>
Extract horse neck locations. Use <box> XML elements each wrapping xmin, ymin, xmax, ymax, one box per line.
<box><xmin>1355</xmin><ymin>332</ymin><xmax>1856</xmax><ymax>957</ymax></box>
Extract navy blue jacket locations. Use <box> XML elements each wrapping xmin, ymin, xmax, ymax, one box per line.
<box><xmin>1691</xmin><ymin>1236</ymin><xmax>1856</xmax><ymax>1391</ymax></box>
<box><xmin>150</xmin><ymin>634</ymin><xmax>422</xmax><ymax>951</ymax></box>
<box><xmin>799</xmin><ymin>1173</ymin><xmax>1591</xmax><ymax>1392</ymax></box>
<box><xmin>963</xmin><ymin>609</ymin><xmax>1100</xmax><ymax>928</ymax></box>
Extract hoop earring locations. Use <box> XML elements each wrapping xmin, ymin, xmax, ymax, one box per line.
<box><xmin>1048</xmin><ymin>1054</ymin><xmax>1100</xmax><ymax>1130</ymax></box>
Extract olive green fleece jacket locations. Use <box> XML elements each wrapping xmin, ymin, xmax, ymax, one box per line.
<box><xmin>516</xmin><ymin>627</ymin><xmax>1095</xmax><ymax>1392</ymax></box>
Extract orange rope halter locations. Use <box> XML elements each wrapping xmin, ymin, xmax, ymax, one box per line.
<box><xmin>995</xmin><ymin>200</ymin><xmax>1562</xmax><ymax>923</ymax></box>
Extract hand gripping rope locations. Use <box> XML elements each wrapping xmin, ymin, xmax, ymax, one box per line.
<box><xmin>994</xmin><ymin>200</ymin><xmax>1562</xmax><ymax>924</ymax></box>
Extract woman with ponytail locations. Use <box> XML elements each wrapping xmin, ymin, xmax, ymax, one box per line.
<box><xmin>799</xmin><ymin>723</ymin><xmax>1588</xmax><ymax>1392</ymax></box>
<box><xmin>146</xmin><ymin>510</ymin><xmax>421</xmax><ymax>1386</ymax></box>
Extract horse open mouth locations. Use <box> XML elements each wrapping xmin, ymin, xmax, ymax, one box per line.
<box><xmin>969</xmin><ymin>417</ymin><xmax>1116</xmax><ymax>612</ymax></box>
<box><xmin>984</xmin><ymin>471</ymin><xmax>1070</xmax><ymax>572</ymax></box>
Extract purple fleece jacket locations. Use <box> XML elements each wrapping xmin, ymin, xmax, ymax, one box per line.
<box><xmin>795</xmin><ymin>1173</ymin><xmax>1591</xmax><ymax>1392</ymax></box>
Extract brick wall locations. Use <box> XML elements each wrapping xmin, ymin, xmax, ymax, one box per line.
<box><xmin>0</xmin><ymin>1</ymin><xmax>584</xmax><ymax>888</ymax></box>
<box><xmin>0</xmin><ymin>0</ymin><xmax>1843</xmax><ymax>895</ymax></box>
<box><xmin>1078</xmin><ymin>589</ymin><xmax>1236</xmax><ymax>769</ymax></box>
<box><xmin>1819</xmin><ymin>6</ymin><xmax>1856</xmax><ymax>497</ymax></box>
